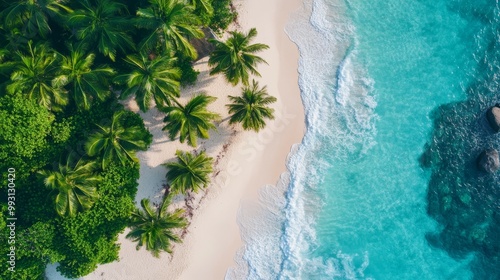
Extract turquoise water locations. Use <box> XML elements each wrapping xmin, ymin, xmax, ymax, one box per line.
<box><xmin>229</xmin><ymin>0</ymin><xmax>500</xmax><ymax>279</ymax></box>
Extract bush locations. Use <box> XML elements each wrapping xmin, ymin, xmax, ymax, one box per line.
<box><xmin>0</xmin><ymin>94</ymin><xmax>55</xmax><ymax>178</ymax></box>
<box><xmin>210</xmin><ymin>0</ymin><xmax>237</xmax><ymax>34</ymax></box>
<box><xmin>177</xmin><ymin>55</ymin><xmax>200</xmax><ymax>86</ymax></box>
<box><xmin>54</xmin><ymin>163</ymin><xmax>138</xmax><ymax>278</ymax></box>
<box><xmin>0</xmin><ymin>222</ymin><xmax>63</xmax><ymax>280</ymax></box>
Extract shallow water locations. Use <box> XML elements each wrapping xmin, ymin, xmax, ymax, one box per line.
<box><xmin>230</xmin><ymin>0</ymin><xmax>500</xmax><ymax>279</ymax></box>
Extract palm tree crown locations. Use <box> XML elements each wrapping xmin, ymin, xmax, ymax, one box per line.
<box><xmin>135</xmin><ymin>0</ymin><xmax>204</xmax><ymax>58</ymax></box>
<box><xmin>164</xmin><ymin>150</ymin><xmax>213</xmax><ymax>194</ymax></box>
<box><xmin>188</xmin><ymin>0</ymin><xmax>213</xmax><ymax>15</ymax></box>
<box><xmin>67</xmin><ymin>0</ymin><xmax>134</xmax><ymax>61</ymax></box>
<box><xmin>7</xmin><ymin>41</ymin><xmax>68</xmax><ymax>111</ymax></box>
<box><xmin>208</xmin><ymin>28</ymin><xmax>269</xmax><ymax>86</ymax></box>
<box><xmin>85</xmin><ymin>110</ymin><xmax>150</xmax><ymax>169</ymax></box>
<box><xmin>0</xmin><ymin>0</ymin><xmax>72</xmax><ymax>38</ymax></box>
<box><xmin>162</xmin><ymin>94</ymin><xmax>220</xmax><ymax>147</ymax></box>
<box><xmin>126</xmin><ymin>197</ymin><xmax>187</xmax><ymax>257</ymax></box>
<box><xmin>53</xmin><ymin>45</ymin><xmax>115</xmax><ymax>110</ymax></box>
<box><xmin>39</xmin><ymin>153</ymin><xmax>100</xmax><ymax>217</ymax></box>
<box><xmin>227</xmin><ymin>80</ymin><xmax>277</xmax><ymax>132</ymax></box>
<box><xmin>115</xmin><ymin>53</ymin><xmax>181</xmax><ymax>111</ymax></box>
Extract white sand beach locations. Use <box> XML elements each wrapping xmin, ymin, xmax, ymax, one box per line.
<box><xmin>46</xmin><ymin>0</ymin><xmax>304</xmax><ymax>279</ymax></box>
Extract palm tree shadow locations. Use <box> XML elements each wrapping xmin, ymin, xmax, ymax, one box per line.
<box><xmin>134</xmin><ymin>164</ymin><xmax>170</xmax><ymax>206</ymax></box>
<box><xmin>180</xmin><ymin>69</ymin><xmax>217</xmax><ymax>97</ymax></box>
<box><xmin>198</xmin><ymin>123</ymin><xmax>236</xmax><ymax>155</ymax></box>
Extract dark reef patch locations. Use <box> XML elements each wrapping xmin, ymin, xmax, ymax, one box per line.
<box><xmin>422</xmin><ymin>3</ymin><xmax>500</xmax><ymax>278</ymax></box>
<box><xmin>422</xmin><ymin>88</ymin><xmax>500</xmax><ymax>279</ymax></box>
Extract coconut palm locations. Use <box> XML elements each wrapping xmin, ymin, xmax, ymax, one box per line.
<box><xmin>53</xmin><ymin>45</ymin><xmax>115</xmax><ymax>110</ymax></box>
<box><xmin>227</xmin><ymin>80</ymin><xmax>276</xmax><ymax>132</ymax></box>
<box><xmin>39</xmin><ymin>153</ymin><xmax>100</xmax><ymax>217</ymax></box>
<box><xmin>66</xmin><ymin>0</ymin><xmax>134</xmax><ymax>61</ymax></box>
<box><xmin>135</xmin><ymin>0</ymin><xmax>204</xmax><ymax>58</ymax></box>
<box><xmin>162</xmin><ymin>94</ymin><xmax>220</xmax><ymax>147</ymax></box>
<box><xmin>126</xmin><ymin>197</ymin><xmax>187</xmax><ymax>257</ymax></box>
<box><xmin>0</xmin><ymin>26</ymin><xmax>28</xmax><ymax>52</ymax></box>
<box><xmin>0</xmin><ymin>0</ymin><xmax>72</xmax><ymax>38</ymax></box>
<box><xmin>115</xmin><ymin>53</ymin><xmax>180</xmax><ymax>111</ymax></box>
<box><xmin>164</xmin><ymin>150</ymin><xmax>213</xmax><ymax>194</ymax></box>
<box><xmin>188</xmin><ymin>0</ymin><xmax>213</xmax><ymax>15</ymax></box>
<box><xmin>6</xmin><ymin>41</ymin><xmax>68</xmax><ymax>111</ymax></box>
<box><xmin>208</xmin><ymin>28</ymin><xmax>269</xmax><ymax>86</ymax></box>
<box><xmin>0</xmin><ymin>48</ymin><xmax>14</xmax><ymax>77</ymax></box>
<box><xmin>85</xmin><ymin>110</ymin><xmax>150</xmax><ymax>169</ymax></box>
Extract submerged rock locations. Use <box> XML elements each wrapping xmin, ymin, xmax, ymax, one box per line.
<box><xmin>477</xmin><ymin>149</ymin><xmax>500</xmax><ymax>173</ymax></box>
<box><xmin>486</xmin><ymin>105</ymin><xmax>500</xmax><ymax>132</ymax></box>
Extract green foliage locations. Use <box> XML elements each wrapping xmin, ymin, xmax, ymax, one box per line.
<box><xmin>208</xmin><ymin>28</ymin><xmax>269</xmax><ymax>86</ymax></box>
<box><xmin>39</xmin><ymin>153</ymin><xmax>101</xmax><ymax>217</ymax></box>
<box><xmin>0</xmin><ymin>94</ymin><xmax>55</xmax><ymax>177</ymax></box>
<box><xmin>0</xmin><ymin>0</ymin><xmax>247</xmax><ymax>276</ymax></box>
<box><xmin>67</xmin><ymin>0</ymin><xmax>134</xmax><ymax>61</ymax></box>
<box><xmin>135</xmin><ymin>0</ymin><xmax>204</xmax><ymax>58</ymax></box>
<box><xmin>7</xmin><ymin>41</ymin><xmax>68</xmax><ymax>111</ymax></box>
<box><xmin>55</xmin><ymin>163</ymin><xmax>138</xmax><ymax>278</ymax></box>
<box><xmin>162</xmin><ymin>94</ymin><xmax>220</xmax><ymax>147</ymax></box>
<box><xmin>99</xmin><ymin>162</ymin><xmax>140</xmax><ymax>199</ymax></box>
<box><xmin>54</xmin><ymin>45</ymin><xmax>116</xmax><ymax>110</ymax></box>
<box><xmin>17</xmin><ymin>176</ymin><xmax>58</xmax><ymax>225</ymax></box>
<box><xmin>64</xmin><ymin>97</ymin><xmax>121</xmax><ymax>144</ymax></box>
<box><xmin>85</xmin><ymin>110</ymin><xmax>152</xmax><ymax>169</ymax></box>
<box><xmin>0</xmin><ymin>0</ymin><xmax>72</xmax><ymax>39</ymax></box>
<box><xmin>0</xmin><ymin>26</ymin><xmax>29</xmax><ymax>52</ymax></box>
<box><xmin>126</xmin><ymin>197</ymin><xmax>187</xmax><ymax>257</ymax></box>
<box><xmin>227</xmin><ymin>80</ymin><xmax>277</xmax><ymax>132</ymax></box>
<box><xmin>190</xmin><ymin>0</ymin><xmax>213</xmax><ymax>15</ymax></box>
<box><xmin>50</xmin><ymin>118</ymin><xmax>74</xmax><ymax>144</ymax></box>
<box><xmin>115</xmin><ymin>53</ymin><xmax>181</xmax><ymax>111</ymax></box>
<box><xmin>177</xmin><ymin>55</ymin><xmax>200</xmax><ymax>86</ymax></box>
<box><xmin>0</xmin><ymin>222</ymin><xmax>62</xmax><ymax>280</ymax></box>
<box><xmin>190</xmin><ymin>0</ymin><xmax>213</xmax><ymax>26</ymax></box>
<box><xmin>209</xmin><ymin>0</ymin><xmax>237</xmax><ymax>34</ymax></box>
<box><xmin>164</xmin><ymin>150</ymin><xmax>213</xmax><ymax>194</ymax></box>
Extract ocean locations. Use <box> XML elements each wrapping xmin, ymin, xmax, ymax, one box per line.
<box><xmin>228</xmin><ymin>0</ymin><xmax>500</xmax><ymax>279</ymax></box>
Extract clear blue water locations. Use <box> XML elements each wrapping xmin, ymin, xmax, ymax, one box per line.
<box><xmin>229</xmin><ymin>0</ymin><xmax>500</xmax><ymax>279</ymax></box>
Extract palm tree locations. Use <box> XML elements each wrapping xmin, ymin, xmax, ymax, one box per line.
<box><xmin>162</xmin><ymin>94</ymin><xmax>220</xmax><ymax>147</ymax></box>
<box><xmin>0</xmin><ymin>0</ymin><xmax>72</xmax><ymax>38</ymax></box>
<box><xmin>188</xmin><ymin>0</ymin><xmax>213</xmax><ymax>15</ymax></box>
<box><xmin>0</xmin><ymin>26</ymin><xmax>29</xmax><ymax>52</ymax></box>
<box><xmin>115</xmin><ymin>53</ymin><xmax>181</xmax><ymax>111</ymax></box>
<box><xmin>227</xmin><ymin>80</ymin><xmax>277</xmax><ymax>132</ymax></box>
<box><xmin>208</xmin><ymin>28</ymin><xmax>269</xmax><ymax>86</ymax></box>
<box><xmin>85</xmin><ymin>110</ymin><xmax>150</xmax><ymax>169</ymax></box>
<box><xmin>39</xmin><ymin>153</ymin><xmax>100</xmax><ymax>217</ymax></box>
<box><xmin>66</xmin><ymin>0</ymin><xmax>134</xmax><ymax>61</ymax></box>
<box><xmin>0</xmin><ymin>48</ymin><xmax>14</xmax><ymax>77</ymax></box>
<box><xmin>53</xmin><ymin>45</ymin><xmax>115</xmax><ymax>110</ymax></box>
<box><xmin>6</xmin><ymin>41</ymin><xmax>68</xmax><ymax>111</ymax></box>
<box><xmin>126</xmin><ymin>197</ymin><xmax>187</xmax><ymax>257</ymax></box>
<box><xmin>135</xmin><ymin>0</ymin><xmax>204</xmax><ymax>58</ymax></box>
<box><xmin>164</xmin><ymin>150</ymin><xmax>213</xmax><ymax>195</ymax></box>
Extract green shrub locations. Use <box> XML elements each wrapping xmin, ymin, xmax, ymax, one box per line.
<box><xmin>54</xmin><ymin>163</ymin><xmax>138</xmax><ymax>278</ymax></box>
<box><xmin>0</xmin><ymin>94</ymin><xmax>54</xmax><ymax>178</ymax></box>
<box><xmin>210</xmin><ymin>0</ymin><xmax>237</xmax><ymax>34</ymax></box>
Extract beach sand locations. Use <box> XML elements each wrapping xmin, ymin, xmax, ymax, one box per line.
<box><xmin>45</xmin><ymin>0</ymin><xmax>304</xmax><ymax>279</ymax></box>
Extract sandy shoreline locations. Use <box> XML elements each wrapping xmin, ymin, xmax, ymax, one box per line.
<box><xmin>46</xmin><ymin>0</ymin><xmax>304</xmax><ymax>279</ymax></box>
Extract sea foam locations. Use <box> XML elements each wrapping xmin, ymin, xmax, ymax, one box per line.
<box><xmin>226</xmin><ymin>0</ymin><xmax>378</xmax><ymax>279</ymax></box>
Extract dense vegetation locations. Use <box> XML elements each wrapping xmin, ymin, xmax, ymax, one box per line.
<box><xmin>0</xmin><ymin>0</ymin><xmax>272</xmax><ymax>279</ymax></box>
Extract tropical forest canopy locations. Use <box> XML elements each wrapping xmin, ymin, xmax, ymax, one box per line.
<box><xmin>0</xmin><ymin>0</ymin><xmax>275</xmax><ymax>279</ymax></box>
